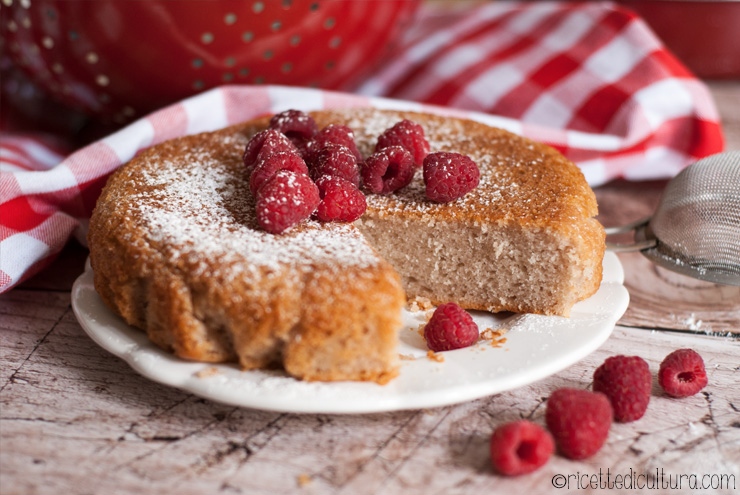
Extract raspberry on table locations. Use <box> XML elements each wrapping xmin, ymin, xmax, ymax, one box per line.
<box><xmin>658</xmin><ymin>349</ymin><xmax>708</xmax><ymax>398</ymax></box>
<box><xmin>243</xmin><ymin>129</ymin><xmax>298</xmax><ymax>175</ymax></box>
<box><xmin>593</xmin><ymin>355</ymin><xmax>652</xmax><ymax>422</ymax></box>
<box><xmin>304</xmin><ymin>124</ymin><xmax>362</xmax><ymax>164</ymax></box>
<box><xmin>423</xmin><ymin>151</ymin><xmax>480</xmax><ymax>203</ymax></box>
<box><xmin>314</xmin><ymin>175</ymin><xmax>367</xmax><ymax>223</ymax></box>
<box><xmin>255</xmin><ymin>170</ymin><xmax>320</xmax><ymax>234</ymax></box>
<box><xmin>309</xmin><ymin>143</ymin><xmax>361</xmax><ymax>187</ymax></box>
<box><xmin>268</xmin><ymin>109</ymin><xmax>318</xmax><ymax>147</ymax></box>
<box><xmin>361</xmin><ymin>146</ymin><xmax>415</xmax><ymax>195</ymax></box>
<box><xmin>249</xmin><ymin>151</ymin><xmax>310</xmax><ymax>196</ymax></box>
<box><xmin>423</xmin><ymin>302</ymin><xmax>479</xmax><ymax>352</ymax></box>
<box><xmin>545</xmin><ymin>388</ymin><xmax>612</xmax><ymax>460</ymax></box>
<box><xmin>375</xmin><ymin>119</ymin><xmax>430</xmax><ymax>168</ymax></box>
<box><xmin>490</xmin><ymin>420</ymin><xmax>554</xmax><ymax>476</ymax></box>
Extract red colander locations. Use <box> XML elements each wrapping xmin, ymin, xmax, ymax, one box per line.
<box><xmin>1</xmin><ymin>0</ymin><xmax>420</xmax><ymax>124</ymax></box>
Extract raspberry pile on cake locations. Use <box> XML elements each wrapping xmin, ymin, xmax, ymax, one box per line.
<box><xmin>244</xmin><ymin>110</ymin><xmax>480</xmax><ymax>234</ymax></box>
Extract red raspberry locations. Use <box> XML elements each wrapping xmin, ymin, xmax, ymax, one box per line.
<box><xmin>361</xmin><ymin>146</ymin><xmax>415</xmax><ymax>195</ymax></box>
<box><xmin>255</xmin><ymin>170</ymin><xmax>320</xmax><ymax>234</ymax></box>
<box><xmin>490</xmin><ymin>421</ymin><xmax>554</xmax><ymax>476</ymax></box>
<box><xmin>305</xmin><ymin>124</ymin><xmax>362</xmax><ymax>163</ymax></box>
<box><xmin>243</xmin><ymin>129</ymin><xmax>298</xmax><ymax>175</ymax></box>
<box><xmin>249</xmin><ymin>151</ymin><xmax>310</xmax><ymax>196</ymax></box>
<box><xmin>375</xmin><ymin>119</ymin><xmax>430</xmax><ymax>168</ymax></box>
<box><xmin>309</xmin><ymin>143</ymin><xmax>361</xmax><ymax>187</ymax></box>
<box><xmin>593</xmin><ymin>355</ymin><xmax>652</xmax><ymax>422</ymax></box>
<box><xmin>268</xmin><ymin>109</ymin><xmax>318</xmax><ymax>147</ymax></box>
<box><xmin>423</xmin><ymin>151</ymin><xmax>480</xmax><ymax>203</ymax></box>
<box><xmin>314</xmin><ymin>176</ymin><xmax>367</xmax><ymax>223</ymax></box>
<box><xmin>658</xmin><ymin>349</ymin><xmax>708</xmax><ymax>398</ymax></box>
<box><xmin>423</xmin><ymin>302</ymin><xmax>479</xmax><ymax>352</ymax></box>
<box><xmin>545</xmin><ymin>388</ymin><xmax>612</xmax><ymax>460</ymax></box>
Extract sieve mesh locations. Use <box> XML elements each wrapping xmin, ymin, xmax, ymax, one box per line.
<box><xmin>637</xmin><ymin>151</ymin><xmax>740</xmax><ymax>285</ymax></box>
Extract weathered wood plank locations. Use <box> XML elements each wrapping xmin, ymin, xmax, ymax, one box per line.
<box><xmin>0</xmin><ymin>291</ymin><xmax>71</xmax><ymax>388</ymax></box>
<box><xmin>2</xmin><ymin>299</ymin><xmax>738</xmax><ymax>495</ymax></box>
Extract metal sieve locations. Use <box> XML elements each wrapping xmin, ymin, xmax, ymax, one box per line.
<box><xmin>606</xmin><ymin>151</ymin><xmax>740</xmax><ymax>285</ymax></box>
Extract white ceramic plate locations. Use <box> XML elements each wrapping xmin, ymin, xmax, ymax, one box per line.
<box><xmin>71</xmin><ymin>252</ymin><xmax>628</xmax><ymax>414</ymax></box>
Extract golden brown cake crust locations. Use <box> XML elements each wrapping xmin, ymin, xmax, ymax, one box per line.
<box><xmin>88</xmin><ymin>118</ymin><xmax>404</xmax><ymax>384</ymax></box>
<box><xmin>88</xmin><ymin>108</ymin><xmax>605</xmax><ymax>383</ymax></box>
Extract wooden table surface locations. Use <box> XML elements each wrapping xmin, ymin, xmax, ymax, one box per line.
<box><xmin>2</xmin><ymin>81</ymin><xmax>739</xmax><ymax>495</ymax></box>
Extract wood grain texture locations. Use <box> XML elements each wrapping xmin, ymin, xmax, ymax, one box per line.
<box><xmin>1</xmin><ymin>82</ymin><xmax>738</xmax><ymax>495</ymax></box>
<box><xmin>1</xmin><ymin>293</ymin><xmax>738</xmax><ymax>495</ymax></box>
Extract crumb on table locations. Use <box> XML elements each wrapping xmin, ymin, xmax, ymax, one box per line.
<box><xmin>297</xmin><ymin>473</ymin><xmax>312</xmax><ymax>487</ymax></box>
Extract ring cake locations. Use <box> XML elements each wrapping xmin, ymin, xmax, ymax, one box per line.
<box><xmin>88</xmin><ymin>108</ymin><xmax>605</xmax><ymax>383</ymax></box>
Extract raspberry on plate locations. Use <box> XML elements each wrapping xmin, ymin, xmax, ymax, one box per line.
<box><xmin>255</xmin><ymin>170</ymin><xmax>320</xmax><ymax>234</ymax></box>
<box><xmin>362</xmin><ymin>146</ymin><xmax>415</xmax><ymax>195</ymax></box>
<box><xmin>423</xmin><ymin>151</ymin><xmax>480</xmax><ymax>203</ymax></box>
<box><xmin>249</xmin><ymin>151</ymin><xmax>310</xmax><ymax>196</ymax></box>
<box><xmin>658</xmin><ymin>349</ymin><xmax>708</xmax><ymax>398</ymax></box>
<box><xmin>314</xmin><ymin>176</ymin><xmax>367</xmax><ymax>223</ymax></box>
<box><xmin>423</xmin><ymin>302</ymin><xmax>479</xmax><ymax>352</ymax></box>
<box><xmin>243</xmin><ymin>129</ymin><xmax>298</xmax><ymax>175</ymax></box>
<box><xmin>545</xmin><ymin>388</ymin><xmax>612</xmax><ymax>460</ymax></box>
<box><xmin>268</xmin><ymin>109</ymin><xmax>318</xmax><ymax>147</ymax></box>
<box><xmin>375</xmin><ymin>119</ymin><xmax>430</xmax><ymax>168</ymax></box>
<box><xmin>593</xmin><ymin>355</ymin><xmax>652</xmax><ymax>422</ymax></box>
<box><xmin>490</xmin><ymin>420</ymin><xmax>554</xmax><ymax>476</ymax></box>
<box><xmin>309</xmin><ymin>143</ymin><xmax>361</xmax><ymax>187</ymax></box>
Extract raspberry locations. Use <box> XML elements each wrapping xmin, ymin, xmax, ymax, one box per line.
<box><xmin>243</xmin><ymin>129</ymin><xmax>298</xmax><ymax>174</ymax></box>
<box><xmin>423</xmin><ymin>151</ymin><xmax>480</xmax><ymax>203</ymax></box>
<box><xmin>361</xmin><ymin>146</ymin><xmax>415</xmax><ymax>195</ymax></box>
<box><xmin>658</xmin><ymin>349</ymin><xmax>708</xmax><ymax>398</ymax></box>
<box><xmin>305</xmin><ymin>124</ymin><xmax>362</xmax><ymax>163</ymax></box>
<box><xmin>255</xmin><ymin>170</ymin><xmax>320</xmax><ymax>234</ymax></box>
<box><xmin>268</xmin><ymin>109</ymin><xmax>318</xmax><ymax>147</ymax></box>
<box><xmin>423</xmin><ymin>302</ymin><xmax>479</xmax><ymax>352</ymax></box>
<box><xmin>314</xmin><ymin>176</ymin><xmax>367</xmax><ymax>223</ymax></box>
<box><xmin>375</xmin><ymin>119</ymin><xmax>430</xmax><ymax>168</ymax></box>
<box><xmin>545</xmin><ymin>388</ymin><xmax>612</xmax><ymax>460</ymax></box>
<box><xmin>309</xmin><ymin>143</ymin><xmax>361</xmax><ymax>187</ymax></box>
<box><xmin>489</xmin><ymin>421</ymin><xmax>554</xmax><ymax>476</ymax></box>
<box><xmin>249</xmin><ymin>151</ymin><xmax>310</xmax><ymax>196</ymax></box>
<box><xmin>593</xmin><ymin>355</ymin><xmax>652</xmax><ymax>422</ymax></box>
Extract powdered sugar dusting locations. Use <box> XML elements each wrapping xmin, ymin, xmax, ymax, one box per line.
<box><xmin>128</xmin><ymin>134</ymin><xmax>380</xmax><ymax>279</ymax></box>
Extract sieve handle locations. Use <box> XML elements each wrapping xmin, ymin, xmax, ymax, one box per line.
<box><xmin>605</xmin><ymin>216</ymin><xmax>657</xmax><ymax>252</ymax></box>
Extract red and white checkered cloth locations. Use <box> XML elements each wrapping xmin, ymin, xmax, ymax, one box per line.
<box><xmin>0</xmin><ymin>1</ymin><xmax>725</xmax><ymax>293</ymax></box>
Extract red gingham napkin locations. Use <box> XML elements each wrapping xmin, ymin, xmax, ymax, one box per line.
<box><xmin>0</xmin><ymin>1</ymin><xmax>725</xmax><ymax>293</ymax></box>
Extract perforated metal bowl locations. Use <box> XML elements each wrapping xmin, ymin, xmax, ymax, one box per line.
<box><xmin>1</xmin><ymin>0</ymin><xmax>420</xmax><ymax>123</ymax></box>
